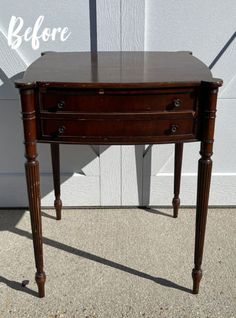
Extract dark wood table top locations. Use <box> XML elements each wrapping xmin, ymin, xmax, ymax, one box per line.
<box><xmin>15</xmin><ymin>50</ymin><xmax>223</xmax><ymax>298</ymax></box>
<box><xmin>15</xmin><ymin>51</ymin><xmax>221</xmax><ymax>89</ymax></box>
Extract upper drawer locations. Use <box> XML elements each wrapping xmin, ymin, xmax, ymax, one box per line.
<box><xmin>38</xmin><ymin>88</ymin><xmax>198</xmax><ymax>113</ymax></box>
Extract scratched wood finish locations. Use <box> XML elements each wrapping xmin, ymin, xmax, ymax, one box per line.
<box><xmin>39</xmin><ymin>88</ymin><xmax>197</xmax><ymax>113</ymax></box>
<box><xmin>40</xmin><ymin>115</ymin><xmax>197</xmax><ymax>143</ymax></box>
<box><xmin>15</xmin><ymin>52</ymin><xmax>214</xmax><ymax>88</ymax></box>
<box><xmin>20</xmin><ymin>89</ymin><xmax>46</xmax><ymax>298</ymax></box>
<box><xmin>16</xmin><ymin>52</ymin><xmax>223</xmax><ymax>297</ymax></box>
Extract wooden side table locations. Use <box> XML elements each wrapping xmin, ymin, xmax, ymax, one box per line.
<box><xmin>15</xmin><ymin>51</ymin><xmax>222</xmax><ymax>298</ymax></box>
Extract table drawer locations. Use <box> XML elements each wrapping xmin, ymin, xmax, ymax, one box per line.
<box><xmin>39</xmin><ymin>88</ymin><xmax>197</xmax><ymax>113</ymax></box>
<box><xmin>39</xmin><ymin>115</ymin><xmax>197</xmax><ymax>142</ymax></box>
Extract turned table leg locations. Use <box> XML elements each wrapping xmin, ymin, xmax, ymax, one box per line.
<box><xmin>51</xmin><ymin>143</ymin><xmax>62</xmax><ymax>220</ymax></box>
<box><xmin>25</xmin><ymin>160</ymin><xmax>46</xmax><ymax>297</ymax></box>
<box><xmin>172</xmin><ymin>143</ymin><xmax>183</xmax><ymax>218</ymax></box>
<box><xmin>192</xmin><ymin>83</ymin><xmax>219</xmax><ymax>294</ymax></box>
<box><xmin>192</xmin><ymin>141</ymin><xmax>212</xmax><ymax>294</ymax></box>
<box><xmin>20</xmin><ymin>89</ymin><xmax>46</xmax><ymax>298</ymax></box>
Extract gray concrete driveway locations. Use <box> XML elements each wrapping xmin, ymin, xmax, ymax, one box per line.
<box><xmin>0</xmin><ymin>208</ymin><xmax>235</xmax><ymax>317</ymax></box>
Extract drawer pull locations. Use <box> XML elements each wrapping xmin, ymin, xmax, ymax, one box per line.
<box><xmin>57</xmin><ymin>100</ymin><xmax>65</xmax><ymax>110</ymax></box>
<box><xmin>51</xmin><ymin>126</ymin><xmax>66</xmax><ymax>138</ymax></box>
<box><xmin>58</xmin><ymin>126</ymin><xmax>66</xmax><ymax>135</ymax></box>
<box><xmin>170</xmin><ymin>124</ymin><xmax>179</xmax><ymax>134</ymax></box>
<box><xmin>173</xmin><ymin>98</ymin><xmax>181</xmax><ymax>108</ymax></box>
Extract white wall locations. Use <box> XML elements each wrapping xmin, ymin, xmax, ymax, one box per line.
<box><xmin>0</xmin><ymin>0</ymin><xmax>235</xmax><ymax>207</ymax></box>
<box><xmin>144</xmin><ymin>0</ymin><xmax>236</xmax><ymax>205</ymax></box>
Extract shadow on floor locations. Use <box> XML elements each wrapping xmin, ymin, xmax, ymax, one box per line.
<box><xmin>139</xmin><ymin>207</ymin><xmax>174</xmax><ymax>218</ymax></box>
<box><xmin>0</xmin><ymin>276</ymin><xmax>38</xmax><ymax>297</ymax></box>
<box><xmin>0</xmin><ymin>209</ymin><xmax>191</xmax><ymax>296</ymax></box>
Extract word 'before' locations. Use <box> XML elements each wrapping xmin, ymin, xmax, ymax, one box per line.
<box><xmin>8</xmin><ymin>16</ymin><xmax>71</xmax><ymax>50</ymax></box>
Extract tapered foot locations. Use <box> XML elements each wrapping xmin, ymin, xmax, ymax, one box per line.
<box><xmin>54</xmin><ymin>198</ymin><xmax>62</xmax><ymax>220</ymax></box>
<box><xmin>172</xmin><ymin>197</ymin><xmax>180</xmax><ymax>218</ymax></box>
<box><xmin>192</xmin><ymin>268</ymin><xmax>202</xmax><ymax>294</ymax></box>
<box><xmin>36</xmin><ymin>271</ymin><xmax>46</xmax><ymax>298</ymax></box>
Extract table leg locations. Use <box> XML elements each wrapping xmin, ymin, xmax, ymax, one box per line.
<box><xmin>192</xmin><ymin>141</ymin><xmax>212</xmax><ymax>294</ymax></box>
<box><xmin>50</xmin><ymin>144</ymin><xmax>62</xmax><ymax>220</ymax></box>
<box><xmin>192</xmin><ymin>83</ymin><xmax>219</xmax><ymax>294</ymax></box>
<box><xmin>172</xmin><ymin>143</ymin><xmax>183</xmax><ymax>218</ymax></box>
<box><xmin>21</xmin><ymin>89</ymin><xmax>46</xmax><ymax>298</ymax></box>
<box><xmin>25</xmin><ymin>160</ymin><xmax>46</xmax><ymax>297</ymax></box>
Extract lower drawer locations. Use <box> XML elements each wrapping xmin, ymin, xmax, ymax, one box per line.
<box><xmin>39</xmin><ymin>116</ymin><xmax>197</xmax><ymax>143</ymax></box>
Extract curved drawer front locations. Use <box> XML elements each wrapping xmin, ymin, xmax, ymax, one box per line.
<box><xmin>39</xmin><ymin>88</ymin><xmax>198</xmax><ymax>113</ymax></box>
<box><xmin>39</xmin><ymin>114</ymin><xmax>198</xmax><ymax>143</ymax></box>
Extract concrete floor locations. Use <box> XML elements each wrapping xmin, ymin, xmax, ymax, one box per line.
<box><xmin>0</xmin><ymin>207</ymin><xmax>235</xmax><ymax>318</ymax></box>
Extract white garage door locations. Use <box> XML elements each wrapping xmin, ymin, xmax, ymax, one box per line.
<box><xmin>0</xmin><ymin>0</ymin><xmax>235</xmax><ymax>207</ymax></box>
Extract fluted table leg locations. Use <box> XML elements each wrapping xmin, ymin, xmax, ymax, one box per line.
<box><xmin>51</xmin><ymin>143</ymin><xmax>62</xmax><ymax>220</ymax></box>
<box><xmin>192</xmin><ymin>143</ymin><xmax>212</xmax><ymax>294</ymax></box>
<box><xmin>21</xmin><ymin>89</ymin><xmax>46</xmax><ymax>298</ymax></box>
<box><xmin>192</xmin><ymin>83</ymin><xmax>219</xmax><ymax>294</ymax></box>
<box><xmin>172</xmin><ymin>143</ymin><xmax>183</xmax><ymax>218</ymax></box>
<box><xmin>25</xmin><ymin>160</ymin><xmax>46</xmax><ymax>297</ymax></box>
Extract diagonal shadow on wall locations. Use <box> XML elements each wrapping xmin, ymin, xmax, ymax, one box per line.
<box><xmin>0</xmin><ymin>67</ymin><xmax>110</xmax><ymax>205</ymax></box>
<box><xmin>1</xmin><ymin>4</ymin><xmax>234</xmax><ymax>209</ymax></box>
<box><xmin>0</xmin><ymin>0</ymin><xmax>149</xmax><ymax>208</ymax></box>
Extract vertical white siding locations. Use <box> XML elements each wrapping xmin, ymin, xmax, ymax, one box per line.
<box><xmin>144</xmin><ymin>0</ymin><xmax>236</xmax><ymax>205</ymax></box>
<box><xmin>0</xmin><ymin>0</ymin><xmax>235</xmax><ymax>206</ymax></box>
